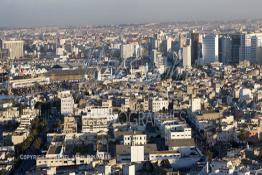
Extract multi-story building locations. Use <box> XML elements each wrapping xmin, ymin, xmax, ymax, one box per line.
<box><xmin>58</xmin><ymin>91</ymin><xmax>74</xmax><ymax>115</ymax></box>
<box><xmin>149</xmin><ymin>150</ymin><xmax>181</xmax><ymax>161</ymax></box>
<box><xmin>230</xmin><ymin>33</ymin><xmax>242</xmax><ymax>64</ymax></box>
<box><xmin>191</xmin><ymin>32</ymin><xmax>202</xmax><ymax>65</ymax></box>
<box><xmin>120</xmin><ymin>44</ymin><xmax>135</xmax><ymax>59</ymax></box>
<box><xmin>0</xmin><ymin>40</ymin><xmax>24</xmax><ymax>59</ymax></box>
<box><xmin>182</xmin><ymin>40</ymin><xmax>192</xmax><ymax>68</ymax></box>
<box><xmin>190</xmin><ymin>98</ymin><xmax>201</xmax><ymax>113</ymax></box>
<box><xmin>12</xmin><ymin>114</ymin><xmax>37</xmax><ymax>145</ymax></box>
<box><xmin>123</xmin><ymin>132</ymin><xmax>147</xmax><ymax>146</ymax></box>
<box><xmin>152</xmin><ymin>97</ymin><xmax>169</xmax><ymax>112</ymax></box>
<box><xmin>63</xmin><ymin>116</ymin><xmax>77</xmax><ymax>134</ymax></box>
<box><xmin>199</xmin><ymin>34</ymin><xmax>219</xmax><ymax>64</ymax></box>
<box><xmin>81</xmin><ymin>107</ymin><xmax>115</xmax><ymax>133</ymax></box>
<box><xmin>239</xmin><ymin>33</ymin><xmax>252</xmax><ymax>61</ymax></box>
<box><xmin>219</xmin><ymin>35</ymin><xmax>232</xmax><ymax>64</ymax></box>
<box><xmin>165</xmin><ymin>124</ymin><xmax>192</xmax><ymax>145</ymax></box>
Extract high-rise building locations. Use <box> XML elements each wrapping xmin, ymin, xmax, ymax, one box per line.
<box><xmin>0</xmin><ymin>40</ymin><xmax>24</xmax><ymax>59</ymax></box>
<box><xmin>179</xmin><ymin>33</ymin><xmax>187</xmax><ymax>48</ymax></box>
<box><xmin>182</xmin><ymin>39</ymin><xmax>192</xmax><ymax>68</ymax></box>
<box><xmin>199</xmin><ymin>34</ymin><xmax>219</xmax><ymax>64</ymax></box>
<box><xmin>240</xmin><ymin>33</ymin><xmax>252</xmax><ymax>61</ymax></box>
<box><xmin>250</xmin><ymin>33</ymin><xmax>262</xmax><ymax>64</ymax></box>
<box><xmin>191</xmin><ymin>33</ymin><xmax>202</xmax><ymax>65</ymax></box>
<box><xmin>120</xmin><ymin>44</ymin><xmax>135</xmax><ymax>59</ymax></box>
<box><xmin>257</xmin><ymin>46</ymin><xmax>262</xmax><ymax>65</ymax></box>
<box><xmin>161</xmin><ymin>37</ymin><xmax>172</xmax><ymax>55</ymax></box>
<box><xmin>238</xmin><ymin>32</ymin><xmax>262</xmax><ymax>63</ymax></box>
<box><xmin>219</xmin><ymin>35</ymin><xmax>232</xmax><ymax>64</ymax></box>
<box><xmin>230</xmin><ymin>33</ymin><xmax>242</xmax><ymax>64</ymax></box>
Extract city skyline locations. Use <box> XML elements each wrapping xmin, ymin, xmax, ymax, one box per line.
<box><xmin>1</xmin><ymin>1</ymin><xmax>262</xmax><ymax>175</ymax></box>
<box><xmin>1</xmin><ymin>0</ymin><xmax>262</xmax><ymax>27</ymax></box>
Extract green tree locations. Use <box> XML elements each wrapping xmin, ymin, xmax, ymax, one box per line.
<box><xmin>33</xmin><ymin>137</ymin><xmax>42</xmax><ymax>150</ymax></box>
<box><xmin>238</xmin><ymin>129</ymin><xmax>247</xmax><ymax>141</ymax></box>
<box><xmin>160</xmin><ymin>159</ymin><xmax>171</xmax><ymax>169</ymax></box>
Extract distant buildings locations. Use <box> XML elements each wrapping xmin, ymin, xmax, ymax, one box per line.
<box><xmin>2</xmin><ymin>23</ymin><xmax>262</xmax><ymax>175</ymax></box>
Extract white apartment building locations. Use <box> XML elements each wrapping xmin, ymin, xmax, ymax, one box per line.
<box><xmin>165</xmin><ymin>124</ymin><xmax>192</xmax><ymax>145</ymax></box>
<box><xmin>152</xmin><ymin>97</ymin><xmax>169</xmax><ymax>112</ymax></box>
<box><xmin>0</xmin><ymin>107</ymin><xmax>19</xmax><ymax>123</ymax></box>
<box><xmin>123</xmin><ymin>132</ymin><xmax>147</xmax><ymax>146</ymax></box>
<box><xmin>82</xmin><ymin>115</ymin><xmax>108</xmax><ymax>133</ymax></box>
<box><xmin>36</xmin><ymin>154</ymin><xmax>93</xmax><ymax>168</ymax></box>
<box><xmin>131</xmin><ymin>146</ymin><xmax>144</xmax><ymax>163</ymax></box>
<box><xmin>12</xmin><ymin>114</ymin><xmax>37</xmax><ymax>145</ymax></box>
<box><xmin>240</xmin><ymin>88</ymin><xmax>253</xmax><ymax>101</ymax></box>
<box><xmin>81</xmin><ymin>107</ymin><xmax>116</xmax><ymax>133</ymax></box>
<box><xmin>190</xmin><ymin>98</ymin><xmax>201</xmax><ymax>113</ymax></box>
<box><xmin>149</xmin><ymin>150</ymin><xmax>181</xmax><ymax>161</ymax></box>
<box><xmin>59</xmin><ymin>91</ymin><xmax>74</xmax><ymax>115</ymax></box>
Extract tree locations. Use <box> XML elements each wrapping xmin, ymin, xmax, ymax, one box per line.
<box><xmin>238</xmin><ymin>129</ymin><xmax>247</xmax><ymax>141</ymax></box>
<box><xmin>160</xmin><ymin>159</ymin><xmax>171</xmax><ymax>169</ymax></box>
<box><xmin>33</xmin><ymin>137</ymin><xmax>42</xmax><ymax>150</ymax></box>
<box><xmin>142</xmin><ymin>161</ymin><xmax>154</xmax><ymax>172</ymax></box>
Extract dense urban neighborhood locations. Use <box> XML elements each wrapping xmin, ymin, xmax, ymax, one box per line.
<box><xmin>1</xmin><ymin>20</ymin><xmax>262</xmax><ymax>174</ymax></box>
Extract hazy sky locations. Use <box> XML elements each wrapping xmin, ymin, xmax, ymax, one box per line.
<box><xmin>0</xmin><ymin>0</ymin><xmax>262</xmax><ymax>27</ymax></box>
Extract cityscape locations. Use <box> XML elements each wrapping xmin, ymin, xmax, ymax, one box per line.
<box><xmin>1</xmin><ymin>1</ymin><xmax>262</xmax><ymax>175</ymax></box>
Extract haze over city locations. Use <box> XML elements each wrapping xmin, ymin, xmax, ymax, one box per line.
<box><xmin>1</xmin><ymin>0</ymin><xmax>262</xmax><ymax>27</ymax></box>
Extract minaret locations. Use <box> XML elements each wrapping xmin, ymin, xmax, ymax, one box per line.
<box><xmin>131</xmin><ymin>64</ymin><xmax>133</xmax><ymax>74</ymax></box>
<box><xmin>97</xmin><ymin>68</ymin><xmax>102</xmax><ymax>81</ymax></box>
<box><xmin>145</xmin><ymin>62</ymin><xmax>149</xmax><ymax>73</ymax></box>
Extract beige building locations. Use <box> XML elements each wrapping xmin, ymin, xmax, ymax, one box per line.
<box><xmin>123</xmin><ymin>132</ymin><xmax>147</xmax><ymax>146</ymax></box>
<box><xmin>0</xmin><ymin>40</ymin><xmax>24</xmax><ymax>59</ymax></box>
<box><xmin>58</xmin><ymin>91</ymin><xmax>74</xmax><ymax>115</ymax></box>
<box><xmin>63</xmin><ymin>116</ymin><xmax>77</xmax><ymax>134</ymax></box>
